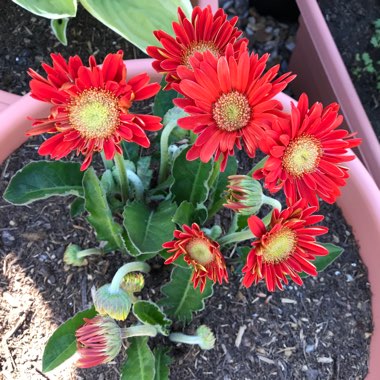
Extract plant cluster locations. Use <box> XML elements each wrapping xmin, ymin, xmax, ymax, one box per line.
<box><xmin>3</xmin><ymin>4</ymin><xmax>361</xmax><ymax>379</ymax></box>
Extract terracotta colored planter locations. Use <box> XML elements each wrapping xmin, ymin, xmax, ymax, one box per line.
<box><xmin>1</xmin><ymin>1</ymin><xmax>379</xmax><ymax>377</ymax></box>
<box><xmin>289</xmin><ymin>0</ymin><xmax>380</xmax><ymax>188</ymax></box>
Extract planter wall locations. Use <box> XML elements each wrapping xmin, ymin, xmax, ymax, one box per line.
<box><xmin>289</xmin><ymin>0</ymin><xmax>380</xmax><ymax>188</ymax></box>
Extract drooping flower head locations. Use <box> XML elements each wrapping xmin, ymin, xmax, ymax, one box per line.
<box><xmin>224</xmin><ymin>174</ymin><xmax>263</xmax><ymax>215</ymax></box>
<box><xmin>76</xmin><ymin>316</ymin><xmax>122</xmax><ymax>368</ymax></box>
<box><xmin>28</xmin><ymin>51</ymin><xmax>162</xmax><ymax>170</ymax></box>
<box><xmin>242</xmin><ymin>200</ymin><xmax>329</xmax><ymax>292</ymax></box>
<box><xmin>163</xmin><ymin>223</ymin><xmax>228</xmax><ymax>292</ymax></box>
<box><xmin>173</xmin><ymin>45</ymin><xmax>295</xmax><ymax>170</ymax></box>
<box><xmin>147</xmin><ymin>6</ymin><xmax>246</xmax><ymax>90</ymax></box>
<box><xmin>254</xmin><ymin>93</ymin><xmax>362</xmax><ymax>206</ymax></box>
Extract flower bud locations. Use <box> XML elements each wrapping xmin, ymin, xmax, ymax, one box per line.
<box><xmin>64</xmin><ymin>244</ymin><xmax>87</xmax><ymax>266</ymax></box>
<box><xmin>121</xmin><ymin>272</ymin><xmax>145</xmax><ymax>294</ymax></box>
<box><xmin>196</xmin><ymin>325</ymin><xmax>216</xmax><ymax>350</ymax></box>
<box><xmin>224</xmin><ymin>175</ymin><xmax>263</xmax><ymax>215</ymax></box>
<box><xmin>94</xmin><ymin>284</ymin><xmax>131</xmax><ymax>321</ymax></box>
<box><xmin>76</xmin><ymin>315</ymin><xmax>122</xmax><ymax>368</ymax></box>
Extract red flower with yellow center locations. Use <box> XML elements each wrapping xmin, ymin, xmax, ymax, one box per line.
<box><xmin>242</xmin><ymin>200</ymin><xmax>329</xmax><ymax>292</ymax></box>
<box><xmin>173</xmin><ymin>45</ymin><xmax>295</xmax><ymax>170</ymax></box>
<box><xmin>28</xmin><ymin>51</ymin><xmax>162</xmax><ymax>170</ymax></box>
<box><xmin>76</xmin><ymin>316</ymin><xmax>122</xmax><ymax>368</ymax></box>
<box><xmin>147</xmin><ymin>6</ymin><xmax>246</xmax><ymax>90</ymax></box>
<box><xmin>254</xmin><ymin>93</ymin><xmax>361</xmax><ymax>206</ymax></box>
<box><xmin>163</xmin><ymin>223</ymin><xmax>228</xmax><ymax>292</ymax></box>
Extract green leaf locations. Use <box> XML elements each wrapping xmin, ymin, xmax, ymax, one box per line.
<box><xmin>171</xmin><ymin>147</ymin><xmax>213</xmax><ymax>206</ymax></box>
<box><xmin>4</xmin><ymin>161</ymin><xmax>84</xmax><ymax>205</ymax></box>
<box><xmin>121</xmin><ymin>337</ymin><xmax>155</xmax><ymax>380</ymax></box>
<box><xmin>83</xmin><ymin>168</ymin><xmax>126</xmax><ymax>253</ymax></box>
<box><xmin>123</xmin><ymin>200</ymin><xmax>177</xmax><ymax>255</ymax></box>
<box><xmin>51</xmin><ymin>18</ymin><xmax>69</xmax><ymax>45</ymax></box>
<box><xmin>69</xmin><ymin>197</ymin><xmax>85</xmax><ymax>218</ymax></box>
<box><xmin>12</xmin><ymin>0</ymin><xmax>77</xmax><ymax>18</ymax></box>
<box><xmin>153</xmin><ymin>347</ymin><xmax>172</xmax><ymax>380</ymax></box>
<box><xmin>153</xmin><ymin>78</ymin><xmax>177</xmax><ymax>119</ymax></box>
<box><xmin>172</xmin><ymin>201</ymin><xmax>195</xmax><ymax>226</ymax></box>
<box><xmin>300</xmin><ymin>243</ymin><xmax>344</xmax><ymax>278</ymax></box>
<box><xmin>42</xmin><ymin>307</ymin><xmax>96</xmax><ymax>372</ymax></box>
<box><xmin>159</xmin><ymin>267</ymin><xmax>213</xmax><ymax>324</ymax></box>
<box><xmin>79</xmin><ymin>0</ymin><xmax>192</xmax><ymax>52</ymax></box>
<box><xmin>133</xmin><ymin>301</ymin><xmax>172</xmax><ymax>336</ymax></box>
<box><xmin>137</xmin><ymin>157</ymin><xmax>153</xmax><ymax>190</ymax></box>
<box><xmin>208</xmin><ymin>156</ymin><xmax>238</xmax><ymax>218</ymax></box>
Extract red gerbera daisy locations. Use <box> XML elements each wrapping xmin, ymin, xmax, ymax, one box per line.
<box><xmin>172</xmin><ymin>46</ymin><xmax>295</xmax><ymax>170</ymax></box>
<box><xmin>242</xmin><ymin>200</ymin><xmax>329</xmax><ymax>292</ymax></box>
<box><xmin>28</xmin><ymin>51</ymin><xmax>162</xmax><ymax>170</ymax></box>
<box><xmin>162</xmin><ymin>223</ymin><xmax>228</xmax><ymax>292</ymax></box>
<box><xmin>254</xmin><ymin>93</ymin><xmax>361</xmax><ymax>206</ymax></box>
<box><xmin>147</xmin><ymin>6</ymin><xmax>246</xmax><ymax>90</ymax></box>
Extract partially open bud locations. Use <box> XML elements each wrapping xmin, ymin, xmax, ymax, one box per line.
<box><xmin>94</xmin><ymin>284</ymin><xmax>131</xmax><ymax>321</ymax></box>
<box><xmin>76</xmin><ymin>316</ymin><xmax>122</xmax><ymax>368</ymax></box>
<box><xmin>121</xmin><ymin>273</ymin><xmax>145</xmax><ymax>294</ymax></box>
<box><xmin>169</xmin><ymin>324</ymin><xmax>216</xmax><ymax>350</ymax></box>
<box><xmin>224</xmin><ymin>175</ymin><xmax>264</xmax><ymax>215</ymax></box>
<box><xmin>64</xmin><ymin>244</ymin><xmax>102</xmax><ymax>267</ymax></box>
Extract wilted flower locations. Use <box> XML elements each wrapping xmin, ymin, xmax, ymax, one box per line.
<box><xmin>76</xmin><ymin>316</ymin><xmax>122</xmax><ymax>368</ymax></box>
<box><xmin>163</xmin><ymin>223</ymin><xmax>228</xmax><ymax>292</ymax></box>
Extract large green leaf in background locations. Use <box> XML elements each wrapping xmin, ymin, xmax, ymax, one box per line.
<box><xmin>79</xmin><ymin>0</ymin><xmax>193</xmax><ymax>52</ymax></box>
<box><xmin>123</xmin><ymin>200</ymin><xmax>177</xmax><ymax>256</ymax></box>
<box><xmin>83</xmin><ymin>168</ymin><xmax>127</xmax><ymax>253</ymax></box>
<box><xmin>3</xmin><ymin>161</ymin><xmax>84</xmax><ymax>205</ymax></box>
<box><xmin>42</xmin><ymin>307</ymin><xmax>97</xmax><ymax>372</ymax></box>
<box><xmin>121</xmin><ymin>337</ymin><xmax>155</xmax><ymax>380</ymax></box>
<box><xmin>159</xmin><ymin>267</ymin><xmax>213</xmax><ymax>324</ymax></box>
<box><xmin>12</xmin><ymin>0</ymin><xmax>77</xmax><ymax>18</ymax></box>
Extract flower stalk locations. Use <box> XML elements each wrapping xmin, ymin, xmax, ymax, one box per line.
<box><xmin>121</xmin><ymin>325</ymin><xmax>158</xmax><ymax>339</ymax></box>
<box><xmin>158</xmin><ymin>119</ymin><xmax>178</xmax><ymax>184</ymax></box>
<box><xmin>169</xmin><ymin>325</ymin><xmax>215</xmax><ymax>350</ymax></box>
<box><xmin>114</xmin><ymin>153</ymin><xmax>129</xmax><ymax>203</ymax></box>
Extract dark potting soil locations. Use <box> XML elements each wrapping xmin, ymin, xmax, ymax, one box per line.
<box><xmin>318</xmin><ymin>0</ymin><xmax>380</xmax><ymax>142</ymax></box>
<box><xmin>0</xmin><ymin>1</ymin><xmax>372</xmax><ymax>379</ymax></box>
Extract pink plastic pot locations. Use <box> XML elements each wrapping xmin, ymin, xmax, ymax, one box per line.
<box><xmin>1</xmin><ymin>1</ymin><xmax>379</xmax><ymax>377</ymax></box>
<box><xmin>289</xmin><ymin>0</ymin><xmax>380</xmax><ymax>188</ymax></box>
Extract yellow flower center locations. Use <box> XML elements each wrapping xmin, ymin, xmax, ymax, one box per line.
<box><xmin>261</xmin><ymin>227</ymin><xmax>297</xmax><ymax>264</ymax></box>
<box><xmin>182</xmin><ymin>41</ymin><xmax>220</xmax><ymax>68</ymax></box>
<box><xmin>186</xmin><ymin>238</ymin><xmax>214</xmax><ymax>266</ymax></box>
<box><xmin>69</xmin><ymin>89</ymin><xmax>120</xmax><ymax>139</ymax></box>
<box><xmin>282</xmin><ymin>135</ymin><xmax>322</xmax><ymax>177</ymax></box>
<box><xmin>213</xmin><ymin>91</ymin><xmax>251</xmax><ymax>132</ymax></box>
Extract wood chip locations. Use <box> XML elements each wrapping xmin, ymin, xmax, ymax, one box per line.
<box><xmin>257</xmin><ymin>355</ymin><xmax>275</xmax><ymax>364</ymax></box>
<box><xmin>317</xmin><ymin>357</ymin><xmax>334</xmax><ymax>364</ymax></box>
<box><xmin>281</xmin><ymin>298</ymin><xmax>297</xmax><ymax>304</ymax></box>
<box><xmin>235</xmin><ymin>325</ymin><xmax>247</xmax><ymax>348</ymax></box>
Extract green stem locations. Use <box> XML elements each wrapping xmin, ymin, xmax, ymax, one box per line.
<box><xmin>218</xmin><ymin>228</ymin><xmax>255</xmax><ymax>246</ymax></box>
<box><xmin>101</xmin><ymin>151</ymin><xmax>113</xmax><ymax>170</ymax></box>
<box><xmin>247</xmin><ymin>156</ymin><xmax>268</xmax><ymax>176</ymax></box>
<box><xmin>169</xmin><ymin>333</ymin><xmax>201</xmax><ymax>346</ymax></box>
<box><xmin>127</xmin><ymin>169</ymin><xmax>144</xmax><ymax>201</ymax></box>
<box><xmin>261</xmin><ymin>194</ymin><xmax>282</xmax><ymax>211</ymax></box>
<box><xmin>109</xmin><ymin>262</ymin><xmax>150</xmax><ymax>294</ymax></box>
<box><xmin>121</xmin><ymin>325</ymin><xmax>157</xmax><ymax>339</ymax></box>
<box><xmin>158</xmin><ymin>120</ymin><xmax>177</xmax><ymax>184</ymax></box>
<box><xmin>114</xmin><ymin>153</ymin><xmax>129</xmax><ymax>203</ymax></box>
<box><xmin>77</xmin><ymin>248</ymin><xmax>102</xmax><ymax>259</ymax></box>
<box><xmin>208</xmin><ymin>158</ymin><xmax>221</xmax><ymax>190</ymax></box>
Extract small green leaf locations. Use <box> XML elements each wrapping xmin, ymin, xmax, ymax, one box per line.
<box><xmin>171</xmin><ymin>147</ymin><xmax>213</xmax><ymax>206</ymax></box>
<box><xmin>153</xmin><ymin>78</ymin><xmax>177</xmax><ymax>119</ymax></box>
<box><xmin>69</xmin><ymin>197</ymin><xmax>85</xmax><ymax>218</ymax></box>
<box><xmin>51</xmin><ymin>18</ymin><xmax>69</xmax><ymax>45</ymax></box>
<box><xmin>133</xmin><ymin>301</ymin><xmax>172</xmax><ymax>336</ymax></box>
<box><xmin>121</xmin><ymin>337</ymin><xmax>155</xmax><ymax>380</ymax></box>
<box><xmin>172</xmin><ymin>201</ymin><xmax>195</xmax><ymax>226</ymax></box>
<box><xmin>79</xmin><ymin>0</ymin><xmax>192</xmax><ymax>53</ymax></box>
<box><xmin>12</xmin><ymin>0</ymin><xmax>77</xmax><ymax>18</ymax></box>
<box><xmin>4</xmin><ymin>161</ymin><xmax>84</xmax><ymax>205</ymax></box>
<box><xmin>300</xmin><ymin>243</ymin><xmax>344</xmax><ymax>278</ymax></box>
<box><xmin>159</xmin><ymin>267</ymin><xmax>213</xmax><ymax>324</ymax></box>
<box><xmin>123</xmin><ymin>200</ymin><xmax>177</xmax><ymax>255</ymax></box>
<box><xmin>42</xmin><ymin>307</ymin><xmax>97</xmax><ymax>372</ymax></box>
<box><xmin>83</xmin><ymin>168</ymin><xmax>126</xmax><ymax>253</ymax></box>
<box><xmin>153</xmin><ymin>347</ymin><xmax>172</xmax><ymax>380</ymax></box>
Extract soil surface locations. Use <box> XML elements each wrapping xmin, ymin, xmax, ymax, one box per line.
<box><xmin>318</xmin><ymin>0</ymin><xmax>380</xmax><ymax>141</ymax></box>
<box><xmin>0</xmin><ymin>1</ymin><xmax>373</xmax><ymax>380</ymax></box>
